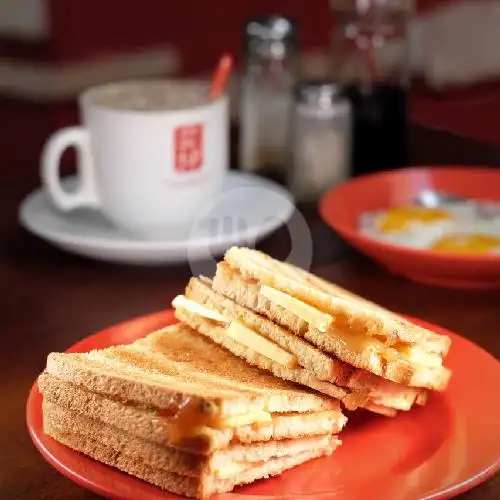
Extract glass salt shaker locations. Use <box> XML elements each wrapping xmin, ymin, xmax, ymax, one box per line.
<box><xmin>288</xmin><ymin>81</ymin><xmax>352</xmax><ymax>201</ymax></box>
<box><xmin>240</xmin><ymin>15</ymin><xmax>298</xmax><ymax>182</ymax></box>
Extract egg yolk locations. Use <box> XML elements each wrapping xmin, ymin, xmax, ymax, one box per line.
<box><xmin>377</xmin><ymin>206</ymin><xmax>451</xmax><ymax>233</ymax></box>
<box><xmin>431</xmin><ymin>234</ymin><xmax>500</xmax><ymax>253</ymax></box>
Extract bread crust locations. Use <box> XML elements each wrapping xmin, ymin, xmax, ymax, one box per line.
<box><xmin>44</xmin><ymin>400</ymin><xmax>339</xmax><ymax>479</ymax></box>
<box><xmin>176</xmin><ymin>308</ymin><xmax>361</xmax><ymax>406</ymax></box>
<box><xmin>44</xmin><ymin>324</ymin><xmax>336</xmax><ymax>419</ymax></box>
<box><xmin>214</xmin><ymin>259</ymin><xmax>451</xmax><ymax>391</ymax></box>
<box><xmin>223</xmin><ymin>247</ymin><xmax>451</xmax><ymax>354</ymax></box>
<box><xmin>43</xmin><ymin>401</ymin><xmax>340</xmax><ymax>498</ymax></box>
<box><xmin>180</xmin><ymin>278</ymin><xmax>428</xmax><ymax>412</ymax></box>
<box><xmin>39</xmin><ymin>373</ymin><xmax>347</xmax><ymax>454</ymax></box>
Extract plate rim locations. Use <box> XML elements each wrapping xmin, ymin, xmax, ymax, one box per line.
<box><xmin>27</xmin><ymin>310</ymin><xmax>500</xmax><ymax>500</ymax></box>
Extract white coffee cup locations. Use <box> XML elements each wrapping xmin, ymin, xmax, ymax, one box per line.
<box><xmin>41</xmin><ymin>80</ymin><xmax>229</xmax><ymax>237</ymax></box>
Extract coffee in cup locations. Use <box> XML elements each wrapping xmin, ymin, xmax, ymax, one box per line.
<box><xmin>41</xmin><ymin>80</ymin><xmax>229</xmax><ymax>237</ymax></box>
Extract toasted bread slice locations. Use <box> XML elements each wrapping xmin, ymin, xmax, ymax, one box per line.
<box><xmin>186</xmin><ymin>277</ymin><xmax>352</xmax><ymax>383</ymax></box>
<box><xmin>47</xmin><ymin>427</ymin><xmax>334</xmax><ymax>498</ymax></box>
<box><xmin>42</xmin><ymin>324</ymin><xmax>339</xmax><ymax>448</ymax></box>
<box><xmin>213</xmin><ymin>248</ymin><xmax>451</xmax><ymax>391</ymax></box>
<box><xmin>44</xmin><ymin>401</ymin><xmax>340</xmax><ymax>498</ymax></box>
<box><xmin>44</xmin><ymin>324</ymin><xmax>336</xmax><ymax>415</ymax></box>
<box><xmin>175</xmin><ymin>307</ymin><xmax>362</xmax><ymax>407</ymax></box>
<box><xmin>176</xmin><ymin>277</ymin><xmax>427</xmax><ymax>414</ymax></box>
<box><xmin>44</xmin><ymin>401</ymin><xmax>339</xmax><ymax>479</ymax></box>
<box><xmin>39</xmin><ymin>373</ymin><xmax>347</xmax><ymax>454</ymax></box>
<box><xmin>223</xmin><ymin>247</ymin><xmax>451</xmax><ymax>352</ymax></box>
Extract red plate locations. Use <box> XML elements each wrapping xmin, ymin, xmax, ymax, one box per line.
<box><xmin>27</xmin><ymin>310</ymin><xmax>500</xmax><ymax>500</ymax></box>
<box><xmin>319</xmin><ymin>167</ymin><xmax>500</xmax><ymax>289</ymax></box>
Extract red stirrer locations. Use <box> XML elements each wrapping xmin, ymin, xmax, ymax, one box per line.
<box><xmin>210</xmin><ymin>53</ymin><xmax>233</xmax><ymax>99</ymax></box>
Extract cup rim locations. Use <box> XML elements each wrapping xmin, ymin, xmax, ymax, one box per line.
<box><xmin>79</xmin><ymin>78</ymin><xmax>227</xmax><ymax>115</ymax></box>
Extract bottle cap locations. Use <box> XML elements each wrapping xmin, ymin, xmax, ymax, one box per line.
<box><xmin>244</xmin><ymin>15</ymin><xmax>298</xmax><ymax>59</ymax></box>
<box><xmin>329</xmin><ymin>0</ymin><xmax>414</xmax><ymax>14</ymax></box>
<box><xmin>294</xmin><ymin>80</ymin><xmax>341</xmax><ymax>108</ymax></box>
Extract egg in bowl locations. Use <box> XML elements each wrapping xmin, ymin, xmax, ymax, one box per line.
<box><xmin>359</xmin><ymin>202</ymin><xmax>500</xmax><ymax>254</ymax></box>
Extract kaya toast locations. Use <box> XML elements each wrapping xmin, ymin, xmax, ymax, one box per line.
<box><xmin>212</xmin><ymin>247</ymin><xmax>451</xmax><ymax>391</ymax></box>
<box><xmin>174</xmin><ymin>277</ymin><xmax>428</xmax><ymax>416</ymax></box>
<box><xmin>39</xmin><ymin>324</ymin><xmax>345</xmax><ymax>497</ymax></box>
<box><xmin>44</xmin><ymin>400</ymin><xmax>340</xmax><ymax>491</ymax></box>
<box><xmin>39</xmin><ymin>373</ymin><xmax>346</xmax><ymax>454</ymax></box>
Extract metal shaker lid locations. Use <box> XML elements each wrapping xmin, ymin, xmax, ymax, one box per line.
<box><xmin>244</xmin><ymin>15</ymin><xmax>298</xmax><ymax>58</ymax></box>
<box><xmin>245</xmin><ymin>15</ymin><xmax>297</xmax><ymax>42</ymax></box>
<box><xmin>294</xmin><ymin>80</ymin><xmax>342</xmax><ymax>108</ymax></box>
<box><xmin>329</xmin><ymin>0</ymin><xmax>414</xmax><ymax>14</ymax></box>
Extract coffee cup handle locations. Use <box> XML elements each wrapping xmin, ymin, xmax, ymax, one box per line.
<box><xmin>41</xmin><ymin>126</ymin><xmax>100</xmax><ymax>211</ymax></box>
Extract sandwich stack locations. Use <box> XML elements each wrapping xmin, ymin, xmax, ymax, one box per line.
<box><xmin>39</xmin><ymin>246</ymin><xmax>452</xmax><ymax>498</ymax></box>
<box><xmin>173</xmin><ymin>247</ymin><xmax>451</xmax><ymax>417</ymax></box>
<box><xmin>39</xmin><ymin>324</ymin><xmax>346</xmax><ymax>498</ymax></box>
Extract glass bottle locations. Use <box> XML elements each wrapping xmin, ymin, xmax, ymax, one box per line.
<box><xmin>240</xmin><ymin>15</ymin><xmax>298</xmax><ymax>182</ymax></box>
<box><xmin>288</xmin><ymin>81</ymin><xmax>352</xmax><ymax>201</ymax></box>
<box><xmin>330</xmin><ymin>0</ymin><xmax>414</xmax><ymax>175</ymax></box>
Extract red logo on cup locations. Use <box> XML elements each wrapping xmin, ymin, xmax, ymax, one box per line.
<box><xmin>174</xmin><ymin>124</ymin><xmax>204</xmax><ymax>172</ymax></box>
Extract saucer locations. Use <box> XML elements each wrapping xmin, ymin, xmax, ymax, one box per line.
<box><xmin>19</xmin><ymin>172</ymin><xmax>294</xmax><ymax>265</ymax></box>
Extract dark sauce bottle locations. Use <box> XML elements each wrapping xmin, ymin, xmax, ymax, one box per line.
<box><xmin>341</xmin><ymin>83</ymin><xmax>408</xmax><ymax>174</ymax></box>
<box><xmin>330</xmin><ymin>0</ymin><xmax>414</xmax><ymax>176</ymax></box>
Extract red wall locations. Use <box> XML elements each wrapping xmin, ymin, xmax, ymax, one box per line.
<box><xmin>0</xmin><ymin>1</ymin><xmax>454</xmax><ymax>70</ymax></box>
<box><xmin>1</xmin><ymin>0</ymin><xmax>333</xmax><ymax>72</ymax></box>
<box><xmin>0</xmin><ymin>0</ymin><xmax>474</xmax><ymax>182</ymax></box>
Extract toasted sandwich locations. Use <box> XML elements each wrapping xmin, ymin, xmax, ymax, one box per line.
<box><xmin>39</xmin><ymin>324</ymin><xmax>346</xmax><ymax>498</ymax></box>
<box><xmin>211</xmin><ymin>247</ymin><xmax>452</xmax><ymax>392</ymax></box>
<box><xmin>173</xmin><ymin>277</ymin><xmax>428</xmax><ymax>416</ymax></box>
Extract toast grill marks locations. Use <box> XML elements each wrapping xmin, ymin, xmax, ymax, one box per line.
<box><xmin>42</xmin><ymin>325</ymin><xmax>341</xmax><ymax>451</ymax></box>
<box><xmin>38</xmin><ymin>373</ymin><xmax>347</xmax><ymax>454</ymax></box>
<box><xmin>213</xmin><ymin>254</ymin><xmax>451</xmax><ymax>391</ymax></box>
<box><xmin>177</xmin><ymin>277</ymin><xmax>427</xmax><ymax>414</ymax></box>
<box><xmin>188</xmin><ymin>277</ymin><xmax>352</xmax><ymax>383</ymax></box>
<box><xmin>175</xmin><ymin>308</ymin><xmax>360</xmax><ymax>407</ymax></box>
<box><xmin>223</xmin><ymin>247</ymin><xmax>450</xmax><ymax>356</ymax></box>
<box><xmin>45</xmin><ymin>326</ymin><xmax>337</xmax><ymax>419</ymax></box>
<box><xmin>40</xmin><ymin>323</ymin><xmax>344</xmax><ymax>498</ymax></box>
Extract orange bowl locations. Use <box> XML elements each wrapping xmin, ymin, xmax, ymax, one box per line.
<box><xmin>319</xmin><ymin>167</ymin><xmax>500</xmax><ymax>289</ymax></box>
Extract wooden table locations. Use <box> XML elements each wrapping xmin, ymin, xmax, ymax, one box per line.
<box><xmin>1</xmin><ymin>124</ymin><xmax>499</xmax><ymax>499</ymax></box>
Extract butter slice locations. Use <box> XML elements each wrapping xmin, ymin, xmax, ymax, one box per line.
<box><xmin>226</xmin><ymin>320</ymin><xmax>299</xmax><ymax>368</ymax></box>
<box><xmin>172</xmin><ymin>295</ymin><xmax>228</xmax><ymax>323</ymax></box>
<box><xmin>260</xmin><ymin>285</ymin><xmax>333</xmax><ymax>332</ymax></box>
<box><xmin>219</xmin><ymin>410</ymin><xmax>272</xmax><ymax>428</ymax></box>
<box><xmin>404</xmin><ymin>345</ymin><xmax>442</xmax><ymax>368</ymax></box>
<box><xmin>259</xmin><ymin>287</ymin><xmax>441</xmax><ymax>368</ymax></box>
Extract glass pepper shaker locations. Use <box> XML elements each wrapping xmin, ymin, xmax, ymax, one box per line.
<box><xmin>329</xmin><ymin>0</ymin><xmax>414</xmax><ymax>175</ymax></box>
<box><xmin>240</xmin><ymin>15</ymin><xmax>298</xmax><ymax>182</ymax></box>
<box><xmin>288</xmin><ymin>81</ymin><xmax>352</xmax><ymax>201</ymax></box>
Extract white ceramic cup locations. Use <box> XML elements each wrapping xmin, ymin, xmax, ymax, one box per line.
<box><xmin>41</xmin><ymin>80</ymin><xmax>229</xmax><ymax>237</ymax></box>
